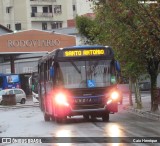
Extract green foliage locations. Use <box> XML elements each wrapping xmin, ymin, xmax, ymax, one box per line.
<box><xmin>76</xmin><ymin>0</ymin><xmax>160</xmax><ymax>111</ymax></box>
<box><xmin>76</xmin><ymin>16</ymin><xmax>99</xmax><ymax>44</ymax></box>
<box><xmin>76</xmin><ymin>0</ymin><xmax>160</xmax><ymax>80</ymax></box>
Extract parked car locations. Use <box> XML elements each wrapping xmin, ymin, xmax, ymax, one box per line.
<box><xmin>0</xmin><ymin>88</ymin><xmax>26</xmax><ymax>104</ymax></box>
<box><xmin>139</xmin><ymin>82</ymin><xmax>151</xmax><ymax>91</ymax></box>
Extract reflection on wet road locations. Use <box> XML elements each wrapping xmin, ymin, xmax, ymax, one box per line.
<box><xmin>0</xmin><ymin>105</ymin><xmax>160</xmax><ymax>146</ymax></box>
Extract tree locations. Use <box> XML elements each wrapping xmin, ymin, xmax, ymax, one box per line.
<box><xmin>76</xmin><ymin>0</ymin><xmax>160</xmax><ymax>111</ymax></box>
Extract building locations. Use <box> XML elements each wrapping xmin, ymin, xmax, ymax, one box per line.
<box><xmin>0</xmin><ymin>29</ymin><xmax>76</xmax><ymax>73</ymax></box>
<box><xmin>0</xmin><ymin>0</ymin><xmax>93</xmax><ymax>31</ymax></box>
<box><xmin>0</xmin><ymin>29</ymin><xmax>76</xmax><ymax>94</ymax></box>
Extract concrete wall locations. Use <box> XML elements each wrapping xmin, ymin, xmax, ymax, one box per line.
<box><xmin>74</xmin><ymin>0</ymin><xmax>93</xmax><ymax>16</ymax></box>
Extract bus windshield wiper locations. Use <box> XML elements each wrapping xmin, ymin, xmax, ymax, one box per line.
<box><xmin>87</xmin><ymin>61</ymin><xmax>99</xmax><ymax>75</ymax></box>
<box><xmin>70</xmin><ymin>61</ymin><xmax>81</xmax><ymax>74</ymax></box>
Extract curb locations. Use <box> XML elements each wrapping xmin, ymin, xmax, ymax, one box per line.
<box><xmin>0</xmin><ymin>104</ymin><xmax>39</xmax><ymax>110</ymax></box>
<box><xmin>125</xmin><ymin>106</ymin><xmax>160</xmax><ymax>121</ymax></box>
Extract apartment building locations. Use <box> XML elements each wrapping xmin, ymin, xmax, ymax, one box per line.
<box><xmin>0</xmin><ymin>0</ymin><xmax>93</xmax><ymax>31</ymax></box>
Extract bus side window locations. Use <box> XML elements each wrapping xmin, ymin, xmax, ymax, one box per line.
<box><xmin>0</xmin><ymin>77</ymin><xmax>3</xmax><ymax>87</ymax></box>
<box><xmin>110</xmin><ymin>60</ymin><xmax>116</xmax><ymax>75</ymax></box>
<box><xmin>40</xmin><ymin>63</ymin><xmax>44</xmax><ymax>82</ymax></box>
<box><xmin>110</xmin><ymin>60</ymin><xmax>116</xmax><ymax>84</ymax></box>
<box><xmin>50</xmin><ymin>61</ymin><xmax>54</xmax><ymax>79</ymax></box>
<box><xmin>44</xmin><ymin>62</ymin><xmax>47</xmax><ymax>82</ymax></box>
<box><xmin>115</xmin><ymin>60</ymin><xmax>121</xmax><ymax>83</ymax></box>
<box><xmin>55</xmin><ymin>64</ymin><xmax>64</xmax><ymax>86</ymax></box>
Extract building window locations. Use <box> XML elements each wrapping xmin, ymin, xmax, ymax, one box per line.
<box><xmin>23</xmin><ymin>67</ymin><xmax>33</xmax><ymax>73</ymax></box>
<box><xmin>49</xmin><ymin>5</ymin><xmax>53</xmax><ymax>13</ymax></box>
<box><xmin>6</xmin><ymin>7</ymin><xmax>11</xmax><ymax>13</ymax></box>
<box><xmin>54</xmin><ymin>5</ymin><xmax>62</xmax><ymax>14</ymax></box>
<box><xmin>7</xmin><ymin>24</ymin><xmax>11</xmax><ymax>29</ymax></box>
<box><xmin>73</xmin><ymin>5</ymin><xmax>76</xmax><ymax>11</ymax></box>
<box><xmin>42</xmin><ymin>22</ymin><xmax>47</xmax><ymax>30</ymax></box>
<box><xmin>32</xmin><ymin>7</ymin><xmax>37</xmax><ymax>13</ymax></box>
<box><xmin>51</xmin><ymin>22</ymin><xmax>62</xmax><ymax>29</ymax></box>
<box><xmin>31</xmin><ymin>7</ymin><xmax>37</xmax><ymax>17</ymax></box>
<box><xmin>15</xmin><ymin>23</ymin><xmax>21</xmax><ymax>31</ymax></box>
<box><xmin>43</xmin><ymin>7</ymin><xmax>48</xmax><ymax>13</ymax></box>
<box><xmin>59</xmin><ymin>23</ymin><xmax>62</xmax><ymax>28</ymax></box>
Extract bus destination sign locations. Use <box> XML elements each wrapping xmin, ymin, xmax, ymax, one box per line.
<box><xmin>64</xmin><ymin>49</ymin><xmax>105</xmax><ymax>57</ymax></box>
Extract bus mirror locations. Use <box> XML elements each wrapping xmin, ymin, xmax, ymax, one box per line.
<box><xmin>115</xmin><ymin>61</ymin><xmax>121</xmax><ymax>72</ymax></box>
<box><xmin>50</xmin><ymin>67</ymin><xmax>54</xmax><ymax>77</ymax></box>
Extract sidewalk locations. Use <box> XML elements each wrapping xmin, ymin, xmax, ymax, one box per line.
<box><xmin>122</xmin><ymin>92</ymin><xmax>160</xmax><ymax>121</ymax></box>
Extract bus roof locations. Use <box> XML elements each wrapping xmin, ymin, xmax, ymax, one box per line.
<box><xmin>64</xmin><ymin>45</ymin><xmax>109</xmax><ymax>49</ymax></box>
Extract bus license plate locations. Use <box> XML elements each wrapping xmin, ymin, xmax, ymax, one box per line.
<box><xmin>74</xmin><ymin>98</ymin><xmax>101</xmax><ymax>104</ymax></box>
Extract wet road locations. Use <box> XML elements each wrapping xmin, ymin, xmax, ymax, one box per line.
<box><xmin>0</xmin><ymin>104</ymin><xmax>160</xmax><ymax>146</ymax></box>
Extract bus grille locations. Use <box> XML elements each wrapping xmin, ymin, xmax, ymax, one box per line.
<box><xmin>73</xmin><ymin>104</ymin><xmax>104</xmax><ymax>110</ymax></box>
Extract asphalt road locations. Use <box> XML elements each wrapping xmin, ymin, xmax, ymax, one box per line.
<box><xmin>0</xmin><ymin>103</ymin><xmax>160</xmax><ymax>146</ymax></box>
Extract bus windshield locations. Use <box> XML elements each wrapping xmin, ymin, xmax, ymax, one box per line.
<box><xmin>57</xmin><ymin>60</ymin><xmax>111</xmax><ymax>89</ymax></box>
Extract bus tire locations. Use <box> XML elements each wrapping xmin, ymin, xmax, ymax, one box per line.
<box><xmin>51</xmin><ymin>115</ymin><xmax>55</xmax><ymax>121</ymax></box>
<box><xmin>44</xmin><ymin>113</ymin><xmax>50</xmax><ymax>121</ymax></box>
<box><xmin>102</xmin><ymin>113</ymin><xmax>109</xmax><ymax>122</ymax></box>
<box><xmin>55</xmin><ymin>117</ymin><xmax>66</xmax><ymax>124</ymax></box>
<box><xmin>55</xmin><ymin>117</ymin><xmax>62</xmax><ymax>124</ymax></box>
<box><xmin>20</xmin><ymin>99</ymin><xmax>26</xmax><ymax>104</ymax></box>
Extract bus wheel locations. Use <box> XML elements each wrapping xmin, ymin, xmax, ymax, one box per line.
<box><xmin>51</xmin><ymin>115</ymin><xmax>55</xmax><ymax>121</ymax></box>
<box><xmin>55</xmin><ymin>117</ymin><xmax>66</xmax><ymax>124</ymax></box>
<box><xmin>55</xmin><ymin>118</ymin><xmax>62</xmax><ymax>123</ymax></box>
<box><xmin>20</xmin><ymin>99</ymin><xmax>26</xmax><ymax>104</ymax></box>
<box><xmin>83</xmin><ymin>114</ymin><xmax>90</xmax><ymax>120</ymax></box>
<box><xmin>0</xmin><ymin>100</ymin><xmax>4</xmax><ymax>105</ymax></box>
<box><xmin>44</xmin><ymin>113</ymin><xmax>50</xmax><ymax>121</ymax></box>
<box><xmin>102</xmin><ymin>113</ymin><xmax>109</xmax><ymax>122</ymax></box>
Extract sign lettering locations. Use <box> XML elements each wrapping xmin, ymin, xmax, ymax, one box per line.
<box><xmin>7</xmin><ymin>40</ymin><xmax>60</xmax><ymax>48</ymax></box>
<box><xmin>64</xmin><ymin>49</ymin><xmax>105</xmax><ymax>57</ymax></box>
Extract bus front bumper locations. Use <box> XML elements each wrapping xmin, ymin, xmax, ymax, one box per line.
<box><xmin>55</xmin><ymin>102</ymin><xmax>118</xmax><ymax>118</ymax></box>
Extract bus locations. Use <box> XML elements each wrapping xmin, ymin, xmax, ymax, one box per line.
<box><xmin>0</xmin><ymin>74</ymin><xmax>21</xmax><ymax>90</ymax></box>
<box><xmin>29</xmin><ymin>72</ymin><xmax>39</xmax><ymax>103</ymax></box>
<box><xmin>38</xmin><ymin>45</ymin><xmax>121</xmax><ymax>123</ymax></box>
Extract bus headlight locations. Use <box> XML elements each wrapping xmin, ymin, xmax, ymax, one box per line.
<box><xmin>55</xmin><ymin>93</ymin><xmax>69</xmax><ymax>106</ymax></box>
<box><xmin>111</xmin><ymin>91</ymin><xmax>119</xmax><ymax>100</ymax></box>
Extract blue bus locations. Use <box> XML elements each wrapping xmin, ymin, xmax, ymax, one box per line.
<box><xmin>0</xmin><ymin>74</ymin><xmax>21</xmax><ymax>90</ymax></box>
<box><xmin>38</xmin><ymin>45</ymin><xmax>121</xmax><ymax>123</ymax></box>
